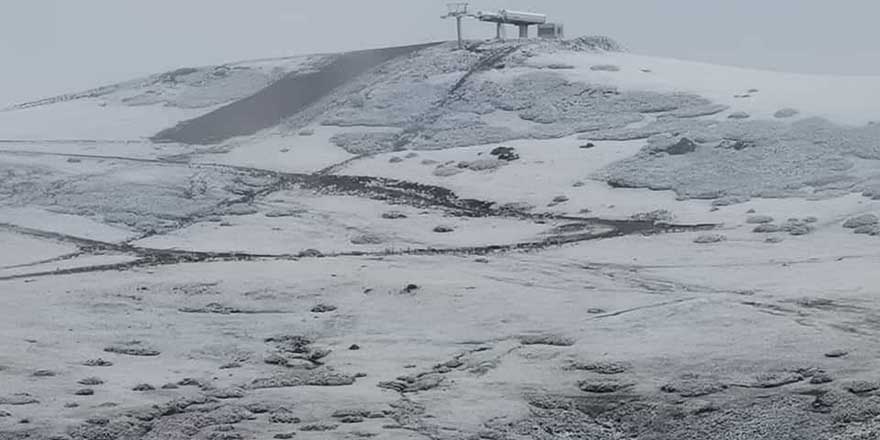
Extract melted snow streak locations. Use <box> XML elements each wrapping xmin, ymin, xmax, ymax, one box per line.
<box><xmin>151</xmin><ymin>43</ymin><xmax>441</xmax><ymax>145</ymax></box>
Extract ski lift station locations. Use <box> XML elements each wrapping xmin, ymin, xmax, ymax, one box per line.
<box><xmin>443</xmin><ymin>3</ymin><xmax>564</xmax><ymax>48</ymax></box>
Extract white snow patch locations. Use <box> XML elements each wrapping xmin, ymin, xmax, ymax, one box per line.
<box><xmin>526</xmin><ymin>51</ymin><xmax>880</xmax><ymax>126</ymax></box>
<box><xmin>0</xmin><ymin>231</ymin><xmax>77</xmax><ymax>268</ymax></box>
<box><xmin>0</xmin><ymin>207</ymin><xmax>137</xmax><ymax>243</ymax></box>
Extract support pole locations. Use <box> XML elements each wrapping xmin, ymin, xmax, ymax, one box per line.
<box><xmin>456</xmin><ymin>16</ymin><xmax>463</xmax><ymax>49</ymax></box>
<box><xmin>496</xmin><ymin>22</ymin><xmax>502</xmax><ymax>40</ymax></box>
<box><xmin>518</xmin><ymin>24</ymin><xmax>528</xmax><ymax>39</ymax></box>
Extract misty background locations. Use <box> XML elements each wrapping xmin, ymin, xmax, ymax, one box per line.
<box><xmin>3</xmin><ymin>0</ymin><xmax>880</xmax><ymax>107</ymax></box>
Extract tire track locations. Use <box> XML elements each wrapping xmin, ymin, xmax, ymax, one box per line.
<box><xmin>0</xmin><ymin>148</ymin><xmax>717</xmax><ymax>281</ymax></box>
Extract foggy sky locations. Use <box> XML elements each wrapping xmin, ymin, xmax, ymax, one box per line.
<box><xmin>3</xmin><ymin>0</ymin><xmax>880</xmax><ymax>106</ymax></box>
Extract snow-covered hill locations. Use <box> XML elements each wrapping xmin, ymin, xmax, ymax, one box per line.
<box><xmin>2</xmin><ymin>38</ymin><xmax>880</xmax><ymax>440</ymax></box>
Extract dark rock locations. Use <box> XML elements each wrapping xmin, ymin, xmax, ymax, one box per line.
<box><xmin>489</xmin><ymin>146</ymin><xmax>519</xmax><ymax>161</ymax></box>
<box><xmin>300</xmin><ymin>424</ymin><xmax>338</xmax><ymax>432</ymax></box>
<box><xmin>250</xmin><ymin>369</ymin><xmax>356</xmax><ymax>389</ymax></box>
<box><xmin>578</xmin><ymin>380</ymin><xmax>631</xmax><ymax>393</ymax></box>
<box><xmin>297</xmin><ymin>249</ymin><xmax>324</xmax><ymax>258</ymax></box>
<box><xmin>784</xmin><ymin>221</ymin><xmax>813</xmax><ymax>236</ymax></box>
<box><xmin>519</xmin><ymin>334</ymin><xmax>575</xmax><ymax>346</ymax></box>
<box><xmin>746</xmin><ymin>215</ymin><xmax>775</xmax><ymax>224</ymax></box>
<box><xmin>245</xmin><ymin>403</ymin><xmax>271</xmax><ymax>414</ymax></box>
<box><xmin>219</xmin><ymin>362</ymin><xmax>241</xmax><ymax>369</ymax></box>
<box><xmin>378</xmin><ymin>373</ymin><xmax>443</xmax><ymax>393</ymax></box>
<box><xmin>381</xmin><ymin>211</ymin><xmax>407</xmax><ymax>219</ymax></box>
<box><xmin>177</xmin><ymin>377</ymin><xmax>203</xmax><ymax>387</ymax></box>
<box><xmin>350</xmin><ymin>233</ymin><xmax>384</xmax><ymax>245</ymax></box>
<box><xmin>664</xmin><ymin>137</ymin><xmax>698</xmax><ymax>155</ymax></box>
<box><xmin>774</xmin><ymin>108</ymin><xmax>799</xmax><ymax>118</ymax></box>
<box><xmin>433</xmin><ymin>225</ymin><xmax>454</xmax><ymax>233</ymax></box>
<box><xmin>104</xmin><ymin>341</ymin><xmax>160</xmax><ymax>357</ymax></box>
<box><xmin>269</xmin><ymin>411</ymin><xmax>301</xmax><ymax>424</ymax></box>
<box><xmin>266</xmin><ymin>335</ymin><xmax>312</xmax><ymax>354</ymax></box>
<box><xmin>33</xmin><ymin>369</ymin><xmax>56</xmax><ymax>377</ymax></box>
<box><xmin>349</xmin><ymin>344</ymin><xmax>361</xmax><ymax>351</ymax></box>
<box><xmin>85</xmin><ymin>417</ymin><xmax>110</xmax><ymax>426</ymax></box>
<box><xmin>132</xmin><ymin>384</ymin><xmax>155</xmax><ymax>392</ymax></box>
<box><xmin>810</xmin><ymin>374</ymin><xmax>833</xmax><ymax>385</ymax></box>
<box><xmin>845</xmin><ymin>380</ymin><xmax>880</xmax><ymax>394</ymax></box>
<box><xmin>661</xmin><ymin>377</ymin><xmax>728</xmax><ymax>397</ymax></box>
<box><xmin>208</xmin><ymin>387</ymin><xmax>245</xmax><ymax>399</ymax></box>
<box><xmin>207</xmin><ymin>432</ymin><xmax>243</xmax><ymax>440</ymax></box>
<box><xmin>717</xmin><ymin>140</ymin><xmax>756</xmax><ymax>151</ymax></box>
<box><xmin>161</xmin><ymin>383</ymin><xmax>179</xmax><ymax>390</ymax></box>
<box><xmin>748</xmin><ymin>372</ymin><xmax>803</xmax><ymax>388</ymax></box>
<box><xmin>753</xmin><ymin>224</ymin><xmax>783</xmax><ymax>233</ymax></box>
<box><xmin>264</xmin><ymin>353</ymin><xmax>289</xmax><ymax>366</ymax></box>
<box><xmin>340</xmin><ymin>416</ymin><xmax>364</xmax><ymax>423</ymax></box>
<box><xmin>852</xmin><ymin>225</ymin><xmax>879</xmax><ymax>235</ymax></box>
<box><xmin>78</xmin><ymin>377</ymin><xmax>104</xmax><ymax>386</ymax></box>
<box><xmin>567</xmin><ymin>360</ymin><xmax>629</xmax><ymax>375</ymax></box>
<box><xmin>332</xmin><ymin>409</ymin><xmax>370</xmax><ymax>419</ymax></box>
<box><xmin>310</xmin><ymin>304</ymin><xmax>337</xmax><ymax>313</ymax></box>
<box><xmin>631</xmin><ymin>209</ymin><xmax>674</xmax><ymax>224</ymax></box>
<box><xmin>825</xmin><ymin>349</ymin><xmax>849</xmax><ymax>358</ymax></box>
<box><xmin>274</xmin><ymin>433</ymin><xmax>296</xmax><ymax>439</ymax></box>
<box><xmin>579</xmin><ymin>143</ymin><xmax>596</xmax><ymax>149</ymax></box>
<box><xmin>693</xmin><ymin>234</ymin><xmax>726</xmax><ymax>244</ymax></box>
<box><xmin>843</xmin><ymin>214</ymin><xmax>879</xmax><ymax>229</ymax></box>
<box><xmin>74</xmin><ymin>389</ymin><xmax>95</xmax><ymax>396</ymax></box>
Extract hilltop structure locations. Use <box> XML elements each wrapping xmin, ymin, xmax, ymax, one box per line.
<box><xmin>442</xmin><ymin>3</ymin><xmax>563</xmax><ymax>48</ymax></box>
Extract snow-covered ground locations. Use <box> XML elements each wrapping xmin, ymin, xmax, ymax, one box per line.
<box><xmin>525</xmin><ymin>51</ymin><xmax>880</xmax><ymax>126</ymax></box>
<box><xmin>2</xmin><ymin>38</ymin><xmax>880</xmax><ymax>439</ymax></box>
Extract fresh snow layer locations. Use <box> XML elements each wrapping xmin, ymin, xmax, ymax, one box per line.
<box><xmin>0</xmin><ymin>99</ymin><xmax>213</xmax><ymax>140</ymax></box>
<box><xmin>0</xmin><ymin>254</ymin><xmax>138</xmax><ymax>279</ymax></box>
<box><xmin>133</xmin><ymin>189</ymin><xmax>578</xmax><ymax>255</ymax></box>
<box><xmin>527</xmin><ymin>51</ymin><xmax>880</xmax><ymax>126</ymax></box>
<box><xmin>4</xmin><ymin>39</ymin><xmax>880</xmax><ymax>439</ymax></box>
<box><xmin>0</xmin><ymin>207</ymin><xmax>136</xmax><ymax>243</ymax></box>
<box><xmin>0</xmin><ymin>230</ymin><xmax>77</xmax><ymax>268</ymax></box>
<box><xmin>197</xmin><ymin>125</ymin><xmax>359</xmax><ymax>174</ymax></box>
<box><xmin>339</xmin><ymin>136</ymin><xmax>720</xmax><ymax>223</ymax></box>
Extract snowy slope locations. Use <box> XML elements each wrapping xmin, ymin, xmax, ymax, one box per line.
<box><xmin>3</xmin><ymin>38</ymin><xmax>880</xmax><ymax>440</ymax></box>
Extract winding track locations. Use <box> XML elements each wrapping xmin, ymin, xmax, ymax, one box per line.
<box><xmin>0</xmin><ymin>146</ymin><xmax>716</xmax><ymax>281</ymax></box>
<box><xmin>0</xmin><ymin>42</ymin><xmax>719</xmax><ymax>282</ymax></box>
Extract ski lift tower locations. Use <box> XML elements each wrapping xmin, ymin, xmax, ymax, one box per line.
<box><xmin>443</xmin><ymin>3</ymin><xmax>470</xmax><ymax>50</ymax></box>
<box><xmin>475</xmin><ymin>9</ymin><xmax>547</xmax><ymax>40</ymax></box>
